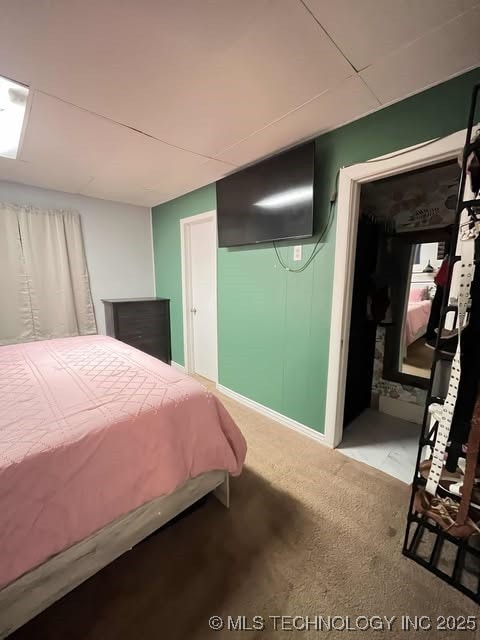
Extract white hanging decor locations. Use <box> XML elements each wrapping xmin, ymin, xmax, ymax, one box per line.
<box><xmin>426</xmin><ymin>209</ymin><xmax>476</xmax><ymax>495</ymax></box>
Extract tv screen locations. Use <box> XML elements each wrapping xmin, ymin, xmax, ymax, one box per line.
<box><xmin>216</xmin><ymin>142</ymin><xmax>314</xmax><ymax>248</ymax></box>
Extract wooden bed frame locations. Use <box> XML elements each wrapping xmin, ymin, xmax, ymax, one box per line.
<box><xmin>0</xmin><ymin>470</ymin><xmax>229</xmax><ymax>639</ymax></box>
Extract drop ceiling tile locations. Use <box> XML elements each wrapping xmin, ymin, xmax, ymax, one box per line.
<box><xmin>20</xmin><ymin>91</ymin><xmax>219</xmax><ymax>187</ymax></box>
<box><xmin>79</xmin><ymin>154</ymin><xmax>235</xmax><ymax>206</ymax></box>
<box><xmin>303</xmin><ymin>0</ymin><xmax>478</xmax><ymax>71</ymax></box>
<box><xmin>81</xmin><ymin>156</ymin><xmax>234</xmax><ymax>206</ymax></box>
<box><xmin>216</xmin><ymin>75</ymin><xmax>380</xmax><ymax>167</ymax></box>
<box><xmin>0</xmin><ymin>157</ymin><xmax>92</xmax><ymax>194</ymax></box>
<box><xmin>20</xmin><ymin>91</ymin><xmax>237</xmax><ymax>201</ymax></box>
<box><xmin>78</xmin><ymin>181</ymin><xmax>159</xmax><ymax>207</ymax></box>
<box><xmin>147</xmin><ymin>158</ymin><xmax>235</xmax><ymax>202</ymax></box>
<box><xmin>145</xmin><ymin>189</ymin><xmax>186</xmax><ymax>208</ymax></box>
<box><xmin>360</xmin><ymin>7</ymin><xmax>480</xmax><ymax>105</ymax></box>
<box><xmin>0</xmin><ymin>0</ymin><xmax>352</xmax><ymax>157</ymax></box>
<box><xmin>143</xmin><ymin>192</ymin><xmax>178</xmax><ymax>207</ymax></box>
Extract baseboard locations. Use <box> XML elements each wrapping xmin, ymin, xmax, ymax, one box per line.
<box><xmin>171</xmin><ymin>361</ymin><xmax>186</xmax><ymax>373</ymax></box>
<box><xmin>379</xmin><ymin>396</ymin><xmax>424</xmax><ymax>425</ymax></box>
<box><xmin>216</xmin><ymin>383</ymin><xmax>326</xmax><ymax>446</ymax></box>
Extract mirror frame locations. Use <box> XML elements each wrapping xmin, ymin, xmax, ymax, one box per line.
<box><xmin>382</xmin><ymin>227</ymin><xmax>452</xmax><ymax>390</ymax></box>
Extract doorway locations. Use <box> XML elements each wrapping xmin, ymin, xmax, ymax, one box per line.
<box><xmin>339</xmin><ymin>164</ymin><xmax>458</xmax><ymax>483</ymax></box>
<box><xmin>342</xmin><ymin>180</ymin><xmax>457</xmax><ymax>431</ymax></box>
<box><xmin>180</xmin><ymin>210</ymin><xmax>218</xmax><ymax>382</ymax></box>
<box><xmin>325</xmin><ymin>130</ymin><xmax>467</xmax><ymax>451</ymax></box>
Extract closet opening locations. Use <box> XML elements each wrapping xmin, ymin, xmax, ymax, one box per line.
<box><xmin>338</xmin><ymin>160</ymin><xmax>460</xmax><ymax>482</ymax></box>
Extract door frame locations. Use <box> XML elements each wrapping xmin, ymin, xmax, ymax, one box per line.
<box><xmin>324</xmin><ymin>128</ymin><xmax>467</xmax><ymax>449</ymax></box>
<box><xmin>180</xmin><ymin>210</ymin><xmax>218</xmax><ymax>381</ymax></box>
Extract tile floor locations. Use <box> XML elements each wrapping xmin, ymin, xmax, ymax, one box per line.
<box><xmin>338</xmin><ymin>409</ymin><xmax>421</xmax><ymax>484</ymax></box>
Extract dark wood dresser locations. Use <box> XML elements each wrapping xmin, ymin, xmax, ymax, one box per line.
<box><xmin>102</xmin><ymin>298</ymin><xmax>171</xmax><ymax>364</ymax></box>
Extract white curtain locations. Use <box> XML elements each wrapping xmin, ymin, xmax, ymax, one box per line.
<box><xmin>0</xmin><ymin>203</ymin><xmax>97</xmax><ymax>344</ymax></box>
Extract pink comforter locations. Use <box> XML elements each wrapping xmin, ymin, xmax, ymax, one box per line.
<box><xmin>0</xmin><ymin>335</ymin><xmax>246</xmax><ymax>589</ymax></box>
<box><xmin>405</xmin><ymin>300</ymin><xmax>432</xmax><ymax>347</ymax></box>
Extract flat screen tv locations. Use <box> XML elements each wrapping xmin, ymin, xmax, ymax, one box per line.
<box><xmin>216</xmin><ymin>142</ymin><xmax>314</xmax><ymax>247</ymax></box>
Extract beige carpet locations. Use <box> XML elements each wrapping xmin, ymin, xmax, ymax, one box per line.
<box><xmin>11</xmin><ymin>382</ymin><xmax>478</xmax><ymax>640</ymax></box>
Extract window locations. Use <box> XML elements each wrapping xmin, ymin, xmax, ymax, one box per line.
<box><xmin>0</xmin><ymin>203</ymin><xmax>97</xmax><ymax>344</ymax></box>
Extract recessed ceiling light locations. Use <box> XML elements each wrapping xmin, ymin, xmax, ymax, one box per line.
<box><xmin>0</xmin><ymin>76</ymin><xmax>29</xmax><ymax>159</ymax></box>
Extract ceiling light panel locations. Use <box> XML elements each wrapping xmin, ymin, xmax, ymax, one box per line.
<box><xmin>0</xmin><ymin>76</ymin><xmax>29</xmax><ymax>159</ymax></box>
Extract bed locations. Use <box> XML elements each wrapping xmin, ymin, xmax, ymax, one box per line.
<box><xmin>404</xmin><ymin>288</ymin><xmax>432</xmax><ymax>347</ymax></box>
<box><xmin>0</xmin><ymin>335</ymin><xmax>246</xmax><ymax>638</ymax></box>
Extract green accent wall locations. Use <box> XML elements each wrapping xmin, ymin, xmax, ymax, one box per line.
<box><xmin>152</xmin><ymin>68</ymin><xmax>480</xmax><ymax>433</ymax></box>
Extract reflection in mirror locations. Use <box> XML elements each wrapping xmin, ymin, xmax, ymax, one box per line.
<box><xmin>400</xmin><ymin>242</ymin><xmax>441</xmax><ymax>379</ymax></box>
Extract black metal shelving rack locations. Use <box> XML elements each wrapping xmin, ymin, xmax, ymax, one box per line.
<box><xmin>402</xmin><ymin>84</ymin><xmax>480</xmax><ymax>602</ymax></box>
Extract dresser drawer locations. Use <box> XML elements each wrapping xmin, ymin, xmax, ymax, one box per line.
<box><xmin>117</xmin><ymin>320</ymin><xmax>169</xmax><ymax>341</ymax></box>
<box><xmin>116</xmin><ymin>303</ymin><xmax>167</xmax><ymax>334</ymax></box>
<box><xmin>123</xmin><ymin>335</ymin><xmax>170</xmax><ymax>363</ymax></box>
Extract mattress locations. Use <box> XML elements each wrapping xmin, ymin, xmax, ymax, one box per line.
<box><xmin>0</xmin><ymin>335</ymin><xmax>246</xmax><ymax>589</ymax></box>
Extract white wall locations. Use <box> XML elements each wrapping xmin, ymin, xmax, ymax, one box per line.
<box><xmin>412</xmin><ymin>242</ymin><xmax>442</xmax><ymax>272</ymax></box>
<box><xmin>0</xmin><ymin>181</ymin><xmax>154</xmax><ymax>334</ymax></box>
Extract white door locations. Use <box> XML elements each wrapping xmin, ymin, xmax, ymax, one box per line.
<box><xmin>188</xmin><ymin>216</ymin><xmax>217</xmax><ymax>381</ymax></box>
